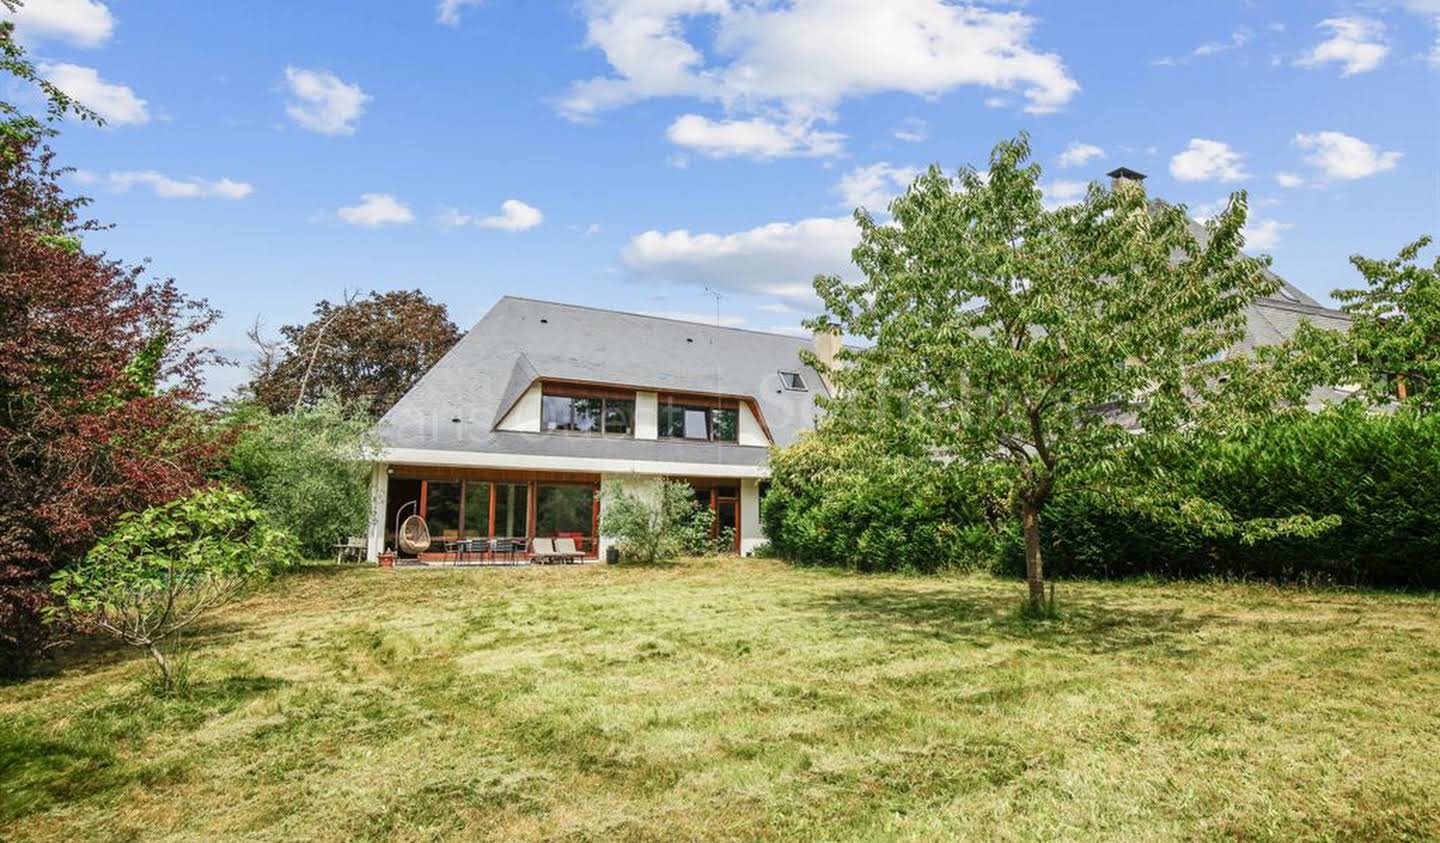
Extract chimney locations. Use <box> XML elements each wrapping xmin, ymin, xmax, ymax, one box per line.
<box><xmin>812</xmin><ymin>327</ymin><xmax>842</xmax><ymax>395</ymax></box>
<box><xmin>1107</xmin><ymin>166</ymin><xmax>1147</xmax><ymax>193</ymax></box>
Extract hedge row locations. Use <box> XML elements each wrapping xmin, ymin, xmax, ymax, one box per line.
<box><xmin>764</xmin><ymin>406</ymin><xmax>1440</xmax><ymax>589</ymax></box>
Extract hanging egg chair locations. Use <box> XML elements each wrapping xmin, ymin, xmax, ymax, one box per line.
<box><xmin>398</xmin><ymin>514</ymin><xmax>432</xmax><ymax>555</ymax></box>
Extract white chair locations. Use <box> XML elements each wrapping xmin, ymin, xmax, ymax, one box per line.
<box><xmin>553</xmin><ymin>537</ymin><xmax>586</xmax><ymax>563</ymax></box>
<box><xmin>530</xmin><ymin>537</ymin><xmax>558</xmax><ymax>564</ymax></box>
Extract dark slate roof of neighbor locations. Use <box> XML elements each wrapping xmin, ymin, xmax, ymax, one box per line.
<box><xmin>374</xmin><ymin>296</ymin><xmax>829</xmax><ymax>466</ymax></box>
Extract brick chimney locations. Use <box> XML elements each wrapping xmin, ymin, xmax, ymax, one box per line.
<box><xmin>812</xmin><ymin>327</ymin><xmax>842</xmax><ymax>395</ymax></box>
<box><xmin>1107</xmin><ymin>166</ymin><xmax>1147</xmax><ymax>193</ymax></box>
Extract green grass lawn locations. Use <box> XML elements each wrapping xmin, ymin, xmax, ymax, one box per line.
<box><xmin>3</xmin><ymin>558</ymin><xmax>1438</xmax><ymax>842</ymax></box>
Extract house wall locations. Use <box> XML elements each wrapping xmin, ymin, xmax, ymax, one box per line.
<box><xmin>635</xmin><ymin>391</ymin><xmax>658</xmax><ymax>439</ymax></box>
<box><xmin>740</xmin><ymin>477</ymin><xmax>764</xmax><ymax>556</ymax></box>
<box><xmin>738</xmin><ymin>403</ymin><xmax>767</xmax><ymax>447</ymax></box>
<box><xmin>497</xmin><ymin>383</ymin><xmax>543</xmax><ymax>431</ymax></box>
<box><xmin>366</xmin><ymin>461</ymin><xmax>389</xmax><ymax>561</ymax></box>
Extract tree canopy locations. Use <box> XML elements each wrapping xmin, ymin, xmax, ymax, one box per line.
<box><xmin>809</xmin><ymin>134</ymin><xmax>1299</xmax><ymax>609</ymax></box>
<box><xmin>0</xmin><ymin>21</ymin><xmax>224</xmax><ymax>672</ymax></box>
<box><xmin>1332</xmin><ymin>236</ymin><xmax>1439</xmax><ymax>410</ymax></box>
<box><xmin>246</xmin><ymin>289</ymin><xmax>461</xmax><ymax>416</ymax></box>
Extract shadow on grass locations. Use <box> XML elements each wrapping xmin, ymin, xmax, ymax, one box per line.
<box><xmin>811</xmin><ymin>586</ymin><xmax>1209</xmax><ymax>655</ymax></box>
<box><xmin>16</xmin><ymin>618</ymin><xmax>257</xmax><ymax>685</ymax></box>
<box><xmin>0</xmin><ymin>673</ymin><xmax>289</xmax><ymax>824</ymax></box>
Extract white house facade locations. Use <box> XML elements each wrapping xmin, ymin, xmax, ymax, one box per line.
<box><xmin>365</xmin><ymin>297</ymin><xmax>838</xmax><ymax>561</ymax></box>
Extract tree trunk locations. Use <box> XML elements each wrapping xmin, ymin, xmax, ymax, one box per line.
<box><xmin>1021</xmin><ymin>498</ymin><xmax>1045</xmax><ymax>610</ymax></box>
<box><xmin>147</xmin><ymin>642</ymin><xmax>173</xmax><ymax>690</ymax></box>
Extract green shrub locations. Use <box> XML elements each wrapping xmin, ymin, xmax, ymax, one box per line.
<box><xmin>1008</xmin><ymin>405</ymin><xmax>1440</xmax><ymax>587</ymax></box>
<box><xmin>51</xmin><ymin>487</ymin><xmax>299</xmax><ymax>690</ymax></box>
<box><xmin>601</xmin><ymin>480</ymin><xmax>709</xmax><ymax>564</ymax></box>
<box><xmin>762</xmin><ymin>433</ymin><xmax>1008</xmax><ymax>573</ymax></box>
<box><xmin>222</xmin><ymin>398</ymin><xmax>374</xmax><ymax>556</ymax></box>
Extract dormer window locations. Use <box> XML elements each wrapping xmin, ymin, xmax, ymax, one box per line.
<box><xmin>541</xmin><ymin>385</ymin><xmax>634</xmax><ymax>436</ymax></box>
<box><xmin>658</xmin><ymin>397</ymin><xmax>739</xmax><ymax>443</ymax></box>
<box><xmin>779</xmin><ymin>371</ymin><xmax>807</xmax><ymax>391</ymax></box>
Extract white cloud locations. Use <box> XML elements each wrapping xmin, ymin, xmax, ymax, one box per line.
<box><xmin>1193</xmin><ymin>29</ymin><xmax>1251</xmax><ymax>57</ymax></box>
<box><xmin>440</xmin><ymin>199</ymin><xmax>544</xmax><ymax>232</ymax></box>
<box><xmin>621</xmin><ymin>216</ymin><xmax>859</xmax><ymax>304</ymax></box>
<box><xmin>892</xmin><ymin>117</ymin><xmax>928</xmax><ymax>143</ymax></box>
<box><xmin>4</xmin><ymin>0</ymin><xmax>113</xmax><ymax>47</ymax></box>
<box><xmin>638</xmin><ymin>310</ymin><xmax>749</xmax><ymax>328</ymax></box>
<box><xmin>1293</xmin><ymin>131</ymin><xmax>1402</xmax><ymax>180</ymax></box>
<box><xmin>1057</xmin><ymin>141</ymin><xmax>1104</xmax><ymax>168</ymax></box>
<box><xmin>1169</xmin><ymin>138</ymin><xmax>1248</xmax><ymax>183</ymax></box>
<box><xmin>1039</xmin><ymin>179</ymin><xmax>1087</xmax><ymax>210</ymax></box>
<box><xmin>107</xmin><ymin>171</ymin><xmax>253</xmax><ymax>200</ymax></box>
<box><xmin>480</xmin><ymin>199</ymin><xmax>543</xmax><ymax>231</ymax></box>
<box><xmin>1155</xmin><ymin>28</ymin><xmax>1252</xmax><ymax>65</ymax></box>
<box><xmin>833</xmin><ymin>162</ymin><xmax>919</xmax><ymax>211</ymax></box>
<box><xmin>437</xmin><ymin>0</ymin><xmax>484</xmax><ymax>26</ymax></box>
<box><xmin>665</xmin><ymin>114</ymin><xmax>844</xmax><ymax>159</ymax></box>
<box><xmin>337</xmin><ymin>194</ymin><xmax>414</xmax><ymax>227</ymax></box>
<box><xmin>1242</xmin><ymin>219</ymin><xmax>1293</xmax><ymax>251</ymax></box>
<box><xmin>1274</xmin><ymin>172</ymin><xmax>1305</xmax><ymax>188</ymax></box>
<box><xmin>559</xmin><ymin>0</ymin><xmax>1079</xmax><ymax>124</ymax></box>
<box><xmin>1296</xmin><ymin>17</ymin><xmax>1389</xmax><ymax>76</ymax></box>
<box><xmin>41</xmin><ymin>63</ymin><xmax>148</xmax><ymax>125</ymax></box>
<box><xmin>283</xmin><ymin>67</ymin><xmax>369</xmax><ymax>135</ymax></box>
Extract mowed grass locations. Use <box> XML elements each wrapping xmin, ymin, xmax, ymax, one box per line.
<box><xmin>2</xmin><ymin>559</ymin><xmax>1438</xmax><ymax>842</ymax></box>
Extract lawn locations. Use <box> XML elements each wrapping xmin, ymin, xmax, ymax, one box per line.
<box><xmin>2</xmin><ymin>558</ymin><xmax>1438</xmax><ymax>842</ymax></box>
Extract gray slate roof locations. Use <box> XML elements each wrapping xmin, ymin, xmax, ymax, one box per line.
<box><xmin>375</xmin><ymin>296</ymin><xmax>828</xmax><ymax>467</ymax></box>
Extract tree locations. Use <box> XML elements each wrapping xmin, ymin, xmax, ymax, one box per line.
<box><xmin>809</xmin><ymin>134</ymin><xmax>1284</xmax><ymax>610</ymax></box>
<box><xmin>245</xmin><ymin>290</ymin><xmax>461</xmax><ymax>416</ymax></box>
<box><xmin>1331</xmin><ymin>236</ymin><xmax>1439</xmax><ymax>410</ymax></box>
<box><xmin>222</xmin><ymin>397</ymin><xmax>377</xmax><ymax>556</ymax></box>
<box><xmin>0</xmin><ymin>21</ymin><xmax>225</xmax><ymax>673</ymax></box>
<box><xmin>50</xmin><ymin>487</ymin><xmax>297</xmax><ymax>690</ymax></box>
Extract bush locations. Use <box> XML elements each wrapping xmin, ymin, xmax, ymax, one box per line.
<box><xmin>1009</xmin><ymin>405</ymin><xmax>1440</xmax><ymax>588</ymax></box>
<box><xmin>601</xmin><ymin>480</ymin><xmax>708</xmax><ymax>564</ymax></box>
<box><xmin>222</xmin><ymin>398</ymin><xmax>374</xmax><ymax>557</ymax></box>
<box><xmin>51</xmin><ymin>487</ymin><xmax>298</xmax><ymax>690</ymax></box>
<box><xmin>761</xmin><ymin>433</ymin><xmax>1008</xmax><ymax>573</ymax></box>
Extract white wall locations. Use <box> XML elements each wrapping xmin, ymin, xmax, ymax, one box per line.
<box><xmin>635</xmin><ymin>391</ymin><xmax>658</xmax><ymax>439</ymax></box>
<box><xmin>366</xmin><ymin>461</ymin><xmax>389</xmax><ymax>561</ymax></box>
<box><xmin>738</xmin><ymin>402</ymin><xmax>768</xmax><ymax>447</ymax></box>
<box><xmin>497</xmin><ymin>383</ymin><xmax>543</xmax><ymax>431</ymax></box>
<box><xmin>740</xmin><ymin>476</ymin><xmax>765</xmax><ymax>556</ymax></box>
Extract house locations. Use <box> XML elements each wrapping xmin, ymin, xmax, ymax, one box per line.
<box><xmin>365</xmin><ymin>296</ymin><xmax>837</xmax><ymax>561</ymax></box>
<box><xmin>364</xmin><ymin>170</ymin><xmax>1351</xmax><ymax>563</ymax></box>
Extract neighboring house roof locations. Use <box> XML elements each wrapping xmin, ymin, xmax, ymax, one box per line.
<box><xmin>375</xmin><ymin>296</ymin><xmax>828</xmax><ymax>468</ymax></box>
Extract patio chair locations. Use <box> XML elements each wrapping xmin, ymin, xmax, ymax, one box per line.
<box><xmin>553</xmin><ymin>537</ymin><xmax>586</xmax><ymax>564</ymax></box>
<box><xmin>530</xmin><ymin>537</ymin><xmax>560</xmax><ymax>564</ymax></box>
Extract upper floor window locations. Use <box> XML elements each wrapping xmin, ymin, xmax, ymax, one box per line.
<box><xmin>779</xmin><ymin>371</ymin><xmax>807</xmax><ymax>391</ymax></box>
<box><xmin>658</xmin><ymin>401</ymin><xmax>739</xmax><ymax>443</ymax></box>
<box><xmin>542</xmin><ymin>390</ymin><xmax>634</xmax><ymax>436</ymax></box>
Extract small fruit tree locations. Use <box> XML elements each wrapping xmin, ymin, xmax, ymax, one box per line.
<box><xmin>51</xmin><ymin>487</ymin><xmax>298</xmax><ymax>689</ymax></box>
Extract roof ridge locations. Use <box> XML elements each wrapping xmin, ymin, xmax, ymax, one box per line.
<box><xmin>1253</xmin><ymin>297</ymin><xmax>1350</xmax><ymax>319</ymax></box>
<box><xmin>496</xmin><ymin>295</ymin><xmax>815</xmax><ymax>343</ymax></box>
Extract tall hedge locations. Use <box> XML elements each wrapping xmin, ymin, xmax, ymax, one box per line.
<box><xmin>1011</xmin><ymin>405</ymin><xmax>1440</xmax><ymax>588</ymax></box>
<box><xmin>761</xmin><ymin>433</ymin><xmax>1006</xmax><ymax>573</ymax></box>
<box><xmin>766</xmin><ymin>407</ymin><xmax>1440</xmax><ymax>588</ymax></box>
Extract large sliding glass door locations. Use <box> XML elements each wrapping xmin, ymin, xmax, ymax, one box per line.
<box><xmin>397</xmin><ymin>471</ymin><xmax>599</xmax><ymax>558</ymax></box>
<box><xmin>535</xmin><ymin>484</ymin><xmax>598</xmax><ymax>552</ymax></box>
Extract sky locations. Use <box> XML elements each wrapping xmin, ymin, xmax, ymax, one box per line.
<box><xmin>5</xmin><ymin>0</ymin><xmax>1438</xmax><ymax>398</ymax></box>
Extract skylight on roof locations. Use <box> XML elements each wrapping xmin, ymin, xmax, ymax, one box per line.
<box><xmin>779</xmin><ymin>371</ymin><xmax>807</xmax><ymax>391</ymax></box>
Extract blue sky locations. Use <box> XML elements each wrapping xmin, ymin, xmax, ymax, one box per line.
<box><xmin>6</xmin><ymin>0</ymin><xmax>1438</xmax><ymax>397</ymax></box>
